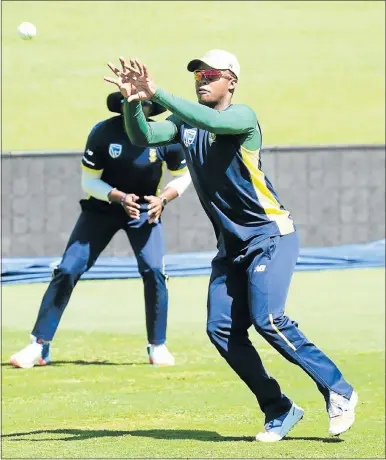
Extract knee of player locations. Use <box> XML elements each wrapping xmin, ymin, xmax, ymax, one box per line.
<box><xmin>54</xmin><ymin>261</ymin><xmax>85</xmax><ymax>279</ymax></box>
<box><xmin>252</xmin><ymin>313</ymin><xmax>272</xmax><ymax>333</ymax></box>
<box><xmin>56</xmin><ymin>250</ymin><xmax>89</xmax><ymax>278</ymax></box>
<box><xmin>140</xmin><ymin>266</ymin><xmax>166</xmax><ymax>280</ymax></box>
<box><xmin>206</xmin><ymin>320</ymin><xmax>228</xmax><ymax>339</ymax></box>
<box><xmin>57</xmin><ymin>242</ymin><xmax>90</xmax><ymax>275</ymax></box>
<box><xmin>253</xmin><ymin>312</ymin><xmax>292</xmax><ymax>333</ymax></box>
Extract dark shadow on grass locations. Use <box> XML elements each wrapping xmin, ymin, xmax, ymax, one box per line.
<box><xmin>2</xmin><ymin>360</ymin><xmax>149</xmax><ymax>367</ymax></box>
<box><xmin>3</xmin><ymin>429</ymin><xmax>345</xmax><ymax>443</ymax></box>
<box><xmin>284</xmin><ymin>436</ymin><xmax>344</xmax><ymax>443</ymax></box>
<box><xmin>50</xmin><ymin>360</ymin><xmax>149</xmax><ymax>366</ymax></box>
<box><xmin>2</xmin><ymin>428</ymin><xmax>254</xmax><ymax>442</ymax></box>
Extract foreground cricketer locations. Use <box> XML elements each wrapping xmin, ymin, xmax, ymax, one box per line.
<box><xmin>10</xmin><ymin>92</ymin><xmax>191</xmax><ymax>369</ymax></box>
<box><xmin>104</xmin><ymin>50</ymin><xmax>358</xmax><ymax>442</ymax></box>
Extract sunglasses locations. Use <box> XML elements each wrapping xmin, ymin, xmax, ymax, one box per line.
<box><xmin>193</xmin><ymin>70</ymin><xmax>224</xmax><ymax>82</ymax></box>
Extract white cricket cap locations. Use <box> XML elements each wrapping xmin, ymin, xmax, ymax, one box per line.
<box><xmin>187</xmin><ymin>49</ymin><xmax>240</xmax><ymax>79</ymax></box>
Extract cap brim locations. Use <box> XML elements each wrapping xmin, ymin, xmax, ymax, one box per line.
<box><xmin>107</xmin><ymin>92</ymin><xmax>124</xmax><ymax>114</ymax></box>
<box><xmin>107</xmin><ymin>93</ymin><xmax>166</xmax><ymax>117</ymax></box>
<box><xmin>187</xmin><ymin>59</ymin><xmax>205</xmax><ymax>72</ymax></box>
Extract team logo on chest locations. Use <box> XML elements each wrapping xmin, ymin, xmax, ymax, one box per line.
<box><xmin>149</xmin><ymin>148</ymin><xmax>158</xmax><ymax>163</ymax></box>
<box><xmin>183</xmin><ymin>128</ymin><xmax>197</xmax><ymax>147</ymax></box>
<box><xmin>108</xmin><ymin>143</ymin><xmax>122</xmax><ymax>159</ymax></box>
<box><xmin>208</xmin><ymin>132</ymin><xmax>216</xmax><ymax>145</ymax></box>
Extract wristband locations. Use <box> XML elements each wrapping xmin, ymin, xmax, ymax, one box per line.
<box><xmin>120</xmin><ymin>193</ymin><xmax>127</xmax><ymax>206</ymax></box>
<box><xmin>107</xmin><ymin>187</ymin><xmax>117</xmax><ymax>204</ymax></box>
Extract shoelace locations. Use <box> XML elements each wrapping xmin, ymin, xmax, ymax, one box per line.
<box><xmin>265</xmin><ymin>413</ymin><xmax>288</xmax><ymax>431</ymax></box>
<box><xmin>328</xmin><ymin>394</ymin><xmax>347</xmax><ymax>418</ymax></box>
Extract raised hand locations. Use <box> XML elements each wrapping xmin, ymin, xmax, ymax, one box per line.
<box><xmin>104</xmin><ymin>57</ymin><xmax>133</xmax><ymax>99</ymax></box>
<box><xmin>104</xmin><ymin>57</ymin><xmax>157</xmax><ymax>102</ymax></box>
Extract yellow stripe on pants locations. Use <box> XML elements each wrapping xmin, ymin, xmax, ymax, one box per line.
<box><xmin>269</xmin><ymin>313</ymin><xmax>297</xmax><ymax>351</ymax></box>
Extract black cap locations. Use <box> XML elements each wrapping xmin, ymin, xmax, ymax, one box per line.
<box><xmin>106</xmin><ymin>92</ymin><xmax>166</xmax><ymax>117</ymax></box>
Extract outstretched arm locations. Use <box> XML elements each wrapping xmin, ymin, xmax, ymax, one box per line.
<box><xmin>122</xmin><ymin>99</ymin><xmax>179</xmax><ymax>147</ymax></box>
<box><xmin>152</xmin><ymin>88</ymin><xmax>256</xmax><ymax>136</ymax></box>
<box><xmin>104</xmin><ymin>57</ymin><xmax>179</xmax><ymax>146</ymax></box>
<box><xmin>104</xmin><ymin>57</ymin><xmax>256</xmax><ymax>145</ymax></box>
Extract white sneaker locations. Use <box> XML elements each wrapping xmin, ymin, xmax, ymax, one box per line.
<box><xmin>328</xmin><ymin>390</ymin><xmax>358</xmax><ymax>436</ymax></box>
<box><xmin>9</xmin><ymin>342</ymin><xmax>44</xmax><ymax>369</ymax></box>
<box><xmin>147</xmin><ymin>344</ymin><xmax>175</xmax><ymax>366</ymax></box>
<box><xmin>256</xmin><ymin>403</ymin><xmax>304</xmax><ymax>442</ymax></box>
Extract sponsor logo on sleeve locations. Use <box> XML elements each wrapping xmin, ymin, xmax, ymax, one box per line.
<box><xmin>108</xmin><ymin>144</ymin><xmax>122</xmax><ymax>159</ymax></box>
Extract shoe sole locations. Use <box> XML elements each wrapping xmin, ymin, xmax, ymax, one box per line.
<box><xmin>330</xmin><ymin>423</ymin><xmax>353</xmax><ymax>437</ymax></box>
<box><xmin>329</xmin><ymin>414</ymin><xmax>355</xmax><ymax>437</ymax></box>
<box><xmin>9</xmin><ymin>359</ymin><xmax>23</xmax><ymax>368</ymax></box>
<box><xmin>9</xmin><ymin>358</ymin><xmax>49</xmax><ymax>368</ymax></box>
<box><xmin>149</xmin><ymin>358</ymin><xmax>175</xmax><ymax>366</ymax></box>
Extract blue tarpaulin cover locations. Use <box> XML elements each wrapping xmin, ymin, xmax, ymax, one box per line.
<box><xmin>1</xmin><ymin>240</ymin><xmax>384</xmax><ymax>285</ymax></box>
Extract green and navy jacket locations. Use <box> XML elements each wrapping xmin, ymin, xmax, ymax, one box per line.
<box><xmin>123</xmin><ymin>89</ymin><xmax>295</xmax><ymax>256</ymax></box>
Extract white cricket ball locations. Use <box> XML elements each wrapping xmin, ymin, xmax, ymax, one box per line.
<box><xmin>18</xmin><ymin>22</ymin><xmax>37</xmax><ymax>40</ymax></box>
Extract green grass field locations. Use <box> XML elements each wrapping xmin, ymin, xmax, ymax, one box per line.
<box><xmin>2</xmin><ymin>1</ymin><xmax>385</xmax><ymax>151</ymax></box>
<box><xmin>2</xmin><ymin>269</ymin><xmax>385</xmax><ymax>458</ymax></box>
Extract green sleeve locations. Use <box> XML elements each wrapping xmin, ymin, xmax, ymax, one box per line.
<box><xmin>152</xmin><ymin>88</ymin><xmax>257</xmax><ymax>138</ymax></box>
<box><xmin>123</xmin><ymin>100</ymin><xmax>180</xmax><ymax>147</ymax></box>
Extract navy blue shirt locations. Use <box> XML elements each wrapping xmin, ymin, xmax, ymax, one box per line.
<box><xmin>81</xmin><ymin>115</ymin><xmax>186</xmax><ymax>215</ymax></box>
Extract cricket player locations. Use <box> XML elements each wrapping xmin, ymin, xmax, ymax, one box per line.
<box><xmin>104</xmin><ymin>50</ymin><xmax>358</xmax><ymax>442</ymax></box>
<box><xmin>10</xmin><ymin>92</ymin><xmax>191</xmax><ymax>369</ymax></box>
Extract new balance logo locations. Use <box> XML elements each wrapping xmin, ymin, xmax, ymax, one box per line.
<box><xmin>254</xmin><ymin>265</ymin><xmax>266</xmax><ymax>272</ymax></box>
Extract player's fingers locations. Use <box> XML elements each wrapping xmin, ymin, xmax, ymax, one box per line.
<box><xmin>148</xmin><ymin>214</ymin><xmax>159</xmax><ymax>224</ymax></box>
<box><xmin>127</xmin><ymin>94</ymin><xmax>141</xmax><ymax>103</ymax></box>
<box><xmin>134</xmin><ymin>59</ymin><xmax>144</xmax><ymax>77</ymax></box>
<box><xmin>107</xmin><ymin>62</ymin><xmax>121</xmax><ymax>77</ymax></box>
<box><xmin>125</xmin><ymin>59</ymin><xmax>140</xmax><ymax>75</ymax></box>
<box><xmin>130</xmin><ymin>58</ymin><xmax>140</xmax><ymax>73</ymax></box>
<box><xmin>119</xmin><ymin>56</ymin><xmax>129</xmax><ymax>72</ymax></box>
<box><xmin>129</xmin><ymin>209</ymin><xmax>140</xmax><ymax>218</ymax></box>
<box><xmin>148</xmin><ymin>203</ymin><xmax>159</xmax><ymax>212</ymax></box>
<box><xmin>150</xmin><ymin>210</ymin><xmax>161</xmax><ymax>223</ymax></box>
<box><xmin>128</xmin><ymin>201</ymin><xmax>141</xmax><ymax>209</ymax></box>
<box><xmin>104</xmin><ymin>76</ymin><xmax>119</xmax><ymax>86</ymax></box>
<box><xmin>143</xmin><ymin>64</ymin><xmax>150</xmax><ymax>79</ymax></box>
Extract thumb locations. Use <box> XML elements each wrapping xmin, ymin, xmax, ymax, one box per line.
<box><xmin>127</xmin><ymin>94</ymin><xmax>140</xmax><ymax>103</ymax></box>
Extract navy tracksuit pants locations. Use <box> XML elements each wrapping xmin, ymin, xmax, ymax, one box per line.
<box><xmin>31</xmin><ymin>208</ymin><xmax>168</xmax><ymax>345</ymax></box>
<box><xmin>207</xmin><ymin>232</ymin><xmax>353</xmax><ymax>422</ymax></box>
